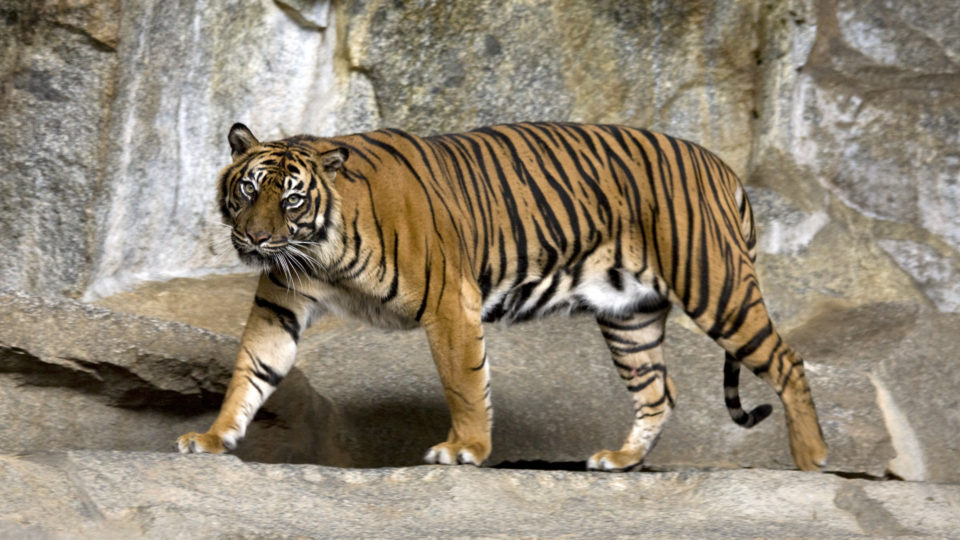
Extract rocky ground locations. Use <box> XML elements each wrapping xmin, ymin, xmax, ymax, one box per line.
<box><xmin>2</xmin><ymin>277</ymin><xmax>959</xmax><ymax>537</ymax></box>
<box><xmin>3</xmin><ymin>451</ymin><xmax>959</xmax><ymax>538</ymax></box>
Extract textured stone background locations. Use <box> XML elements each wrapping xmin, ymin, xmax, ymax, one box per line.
<box><xmin>2</xmin><ymin>1</ymin><xmax>959</xmax><ymax>536</ymax></box>
<box><xmin>1</xmin><ymin>0</ymin><xmax>957</xmax><ymax>313</ymax></box>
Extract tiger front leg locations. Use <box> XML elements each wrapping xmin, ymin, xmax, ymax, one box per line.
<box><xmin>177</xmin><ymin>274</ymin><xmax>308</xmax><ymax>454</ymax></box>
<box><xmin>420</xmin><ymin>300</ymin><xmax>492</xmax><ymax>466</ymax></box>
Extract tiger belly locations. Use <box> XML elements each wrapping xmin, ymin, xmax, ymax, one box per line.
<box><xmin>481</xmin><ymin>266</ymin><xmax>661</xmax><ymax>323</ymax></box>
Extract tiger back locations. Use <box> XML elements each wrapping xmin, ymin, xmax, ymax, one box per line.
<box><xmin>177</xmin><ymin>122</ymin><xmax>827</xmax><ymax>472</ymax></box>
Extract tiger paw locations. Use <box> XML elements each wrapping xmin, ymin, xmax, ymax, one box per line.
<box><xmin>176</xmin><ymin>431</ymin><xmax>232</xmax><ymax>454</ymax></box>
<box><xmin>586</xmin><ymin>449</ymin><xmax>645</xmax><ymax>472</ymax></box>
<box><xmin>791</xmin><ymin>436</ymin><xmax>829</xmax><ymax>471</ymax></box>
<box><xmin>424</xmin><ymin>441</ymin><xmax>490</xmax><ymax>466</ymax></box>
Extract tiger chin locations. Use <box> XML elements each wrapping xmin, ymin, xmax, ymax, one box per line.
<box><xmin>177</xmin><ymin>121</ymin><xmax>828</xmax><ymax>472</ymax></box>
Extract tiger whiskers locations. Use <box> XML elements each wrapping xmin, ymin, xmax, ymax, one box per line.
<box><xmin>277</xmin><ymin>250</ymin><xmax>306</xmax><ymax>291</ymax></box>
<box><xmin>274</xmin><ymin>251</ymin><xmax>300</xmax><ymax>291</ymax></box>
<box><xmin>287</xmin><ymin>243</ymin><xmax>323</xmax><ymax>274</ymax></box>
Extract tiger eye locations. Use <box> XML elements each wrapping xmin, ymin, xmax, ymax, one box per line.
<box><xmin>240</xmin><ymin>181</ymin><xmax>256</xmax><ymax>197</ymax></box>
<box><xmin>285</xmin><ymin>194</ymin><xmax>302</xmax><ymax>207</ymax></box>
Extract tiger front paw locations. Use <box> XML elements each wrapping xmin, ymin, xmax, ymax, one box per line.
<box><xmin>424</xmin><ymin>440</ymin><xmax>490</xmax><ymax>466</ymax></box>
<box><xmin>176</xmin><ymin>431</ymin><xmax>232</xmax><ymax>454</ymax></box>
<box><xmin>586</xmin><ymin>449</ymin><xmax>645</xmax><ymax>472</ymax></box>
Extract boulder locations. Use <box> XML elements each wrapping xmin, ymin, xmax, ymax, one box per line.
<box><xmin>0</xmin><ymin>0</ymin><xmax>119</xmax><ymax>297</ymax></box>
<box><xmin>0</xmin><ymin>288</ymin><xmax>348</xmax><ymax>466</ymax></box>
<box><xmin>751</xmin><ymin>0</ymin><xmax>960</xmax><ymax>313</ymax></box>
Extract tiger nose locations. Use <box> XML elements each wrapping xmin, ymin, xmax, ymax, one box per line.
<box><xmin>247</xmin><ymin>231</ymin><xmax>271</xmax><ymax>245</ymax></box>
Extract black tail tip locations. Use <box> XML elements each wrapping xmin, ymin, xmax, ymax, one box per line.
<box><xmin>748</xmin><ymin>404</ymin><xmax>774</xmax><ymax>427</ymax></box>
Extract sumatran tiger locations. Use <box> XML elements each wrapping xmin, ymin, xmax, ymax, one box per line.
<box><xmin>176</xmin><ymin>122</ymin><xmax>828</xmax><ymax>471</ymax></box>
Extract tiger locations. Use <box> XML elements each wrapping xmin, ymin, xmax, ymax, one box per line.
<box><xmin>176</xmin><ymin>121</ymin><xmax>828</xmax><ymax>472</ymax></box>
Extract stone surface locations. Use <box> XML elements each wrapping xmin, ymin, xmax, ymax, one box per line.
<box><xmin>746</xmin><ymin>186</ymin><xmax>930</xmax><ymax>330</ymax></box>
<box><xmin>789</xmin><ymin>301</ymin><xmax>960</xmax><ymax>483</ymax></box>
<box><xmin>7</xmin><ymin>0</ymin><xmax>955</xmax><ymax>313</ymax></box>
<box><xmin>2</xmin><ymin>451</ymin><xmax>959</xmax><ymax>538</ymax></box>
<box><xmin>85</xmin><ymin>0</ymin><xmax>346</xmax><ymax>300</ymax></box>
<box><xmin>340</xmin><ymin>1</ymin><xmax>758</xmax><ymax>172</ymax></box>
<box><xmin>0</xmin><ymin>1</ymin><xmax>349</xmax><ymax>299</ymax></box>
<box><xmin>0</xmin><ymin>0</ymin><xmax>118</xmax><ymax>297</ymax></box>
<box><xmin>751</xmin><ymin>0</ymin><xmax>960</xmax><ymax>313</ymax></box>
<box><xmin>0</xmin><ymin>288</ymin><xmax>348</xmax><ymax>466</ymax></box>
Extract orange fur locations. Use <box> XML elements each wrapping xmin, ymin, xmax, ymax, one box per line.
<box><xmin>178</xmin><ymin>122</ymin><xmax>826</xmax><ymax>471</ymax></box>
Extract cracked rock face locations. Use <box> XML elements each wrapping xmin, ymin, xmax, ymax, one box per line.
<box><xmin>2</xmin><ymin>0</ymin><xmax>955</xmax><ymax>311</ymax></box>
<box><xmin>0</xmin><ymin>289</ymin><xmax>348</xmax><ymax>467</ymax></box>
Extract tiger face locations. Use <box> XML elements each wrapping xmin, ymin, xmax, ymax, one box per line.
<box><xmin>218</xmin><ymin>123</ymin><xmax>348</xmax><ymax>271</ymax></box>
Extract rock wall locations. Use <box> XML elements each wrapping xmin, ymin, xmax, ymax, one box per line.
<box><xmin>2</xmin><ymin>0</ymin><xmax>956</xmax><ymax>312</ymax></box>
<box><xmin>1</xmin><ymin>0</ymin><xmax>350</xmax><ymax>299</ymax></box>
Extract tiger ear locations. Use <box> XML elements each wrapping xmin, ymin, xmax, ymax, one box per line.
<box><xmin>228</xmin><ymin>123</ymin><xmax>260</xmax><ymax>160</ymax></box>
<box><xmin>319</xmin><ymin>148</ymin><xmax>349</xmax><ymax>175</ymax></box>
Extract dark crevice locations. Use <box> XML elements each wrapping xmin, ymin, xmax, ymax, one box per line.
<box><xmin>493</xmin><ymin>458</ymin><xmax>902</xmax><ymax>480</ymax></box>
<box><xmin>274</xmin><ymin>0</ymin><xmax>327</xmax><ymax>31</ymax></box>
<box><xmin>828</xmin><ymin>469</ymin><xmax>903</xmax><ymax>482</ymax></box>
<box><xmin>494</xmin><ymin>460</ymin><xmax>588</xmax><ymax>471</ymax></box>
<box><xmin>49</xmin><ymin>21</ymin><xmax>117</xmax><ymax>52</ymax></box>
<box><xmin>0</xmin><ymin>345</ymin><xmax>224</xmax><ymax>416</ymax></box>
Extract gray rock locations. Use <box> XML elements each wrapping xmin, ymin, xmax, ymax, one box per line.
<box><xmin>0</xmin><ymin>1</ymin><xmax>118</xmax><ymax>298</ymax></box>
<box><xmin>341</xmin><ymin>1</ymin><xmax>758</xmax><ymax>172</ymax></box>
<box><xmin>1</xmin><ymin>451</ymin><xmax>958</xmax><ymax>538</ymax></box>
<box><xmin>85</xmin><ymin>0</ymin><xmax>344</xmax><ymax>299</ymax></box>
<box><xmin>0</xmin><ymin>288</ymin><xmax>235</xmax><ymax>407</ymax></box>
<box><xmin>789</xmin><ymin>301</ymin><xmax>960</xmax><ymax>483</ymax></box>
<box><xmin>750</xmin><ymin>0</ymin><xmax>960</xmax><ymax>313</ymax></box>
<box><xmin>0</xmin><ymin>288</ymin><xmax>347</xmax><ymax>466</ymax></box>
<box><xmin>3</xmin><ymin>0</ymin><xmax>957</xmax><ymax>321</ymax></box>
<box><xmin>877</xmin><ymin>239</ymin><xmax>960</xmax><ymax>313</ymax></box>
<box><xmin>745</xmin><ymin>186</ymin><xmax>929</xmax><ymax>329</ymax></box>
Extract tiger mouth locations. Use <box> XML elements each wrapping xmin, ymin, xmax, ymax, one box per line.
<box><xmin>231</xmin><ymin>235</ymin><xmax>287</xmax><ymax>267</ymax></box>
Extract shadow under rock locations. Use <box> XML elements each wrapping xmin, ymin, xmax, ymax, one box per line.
<box><xmin>232</xmin><ymin>367</ymin><xmax>351</xmax><ymax>467</ymax></box>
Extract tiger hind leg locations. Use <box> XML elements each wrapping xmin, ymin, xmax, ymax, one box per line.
<box><xmin>587</xmin><ymin>300</ymin><xmax>675</xmax><ymax>472</ymax></box>
<box><xmin>706</xmin><ymin>298</ymin><xmax>827</xmax><ymax>471</ymax></box>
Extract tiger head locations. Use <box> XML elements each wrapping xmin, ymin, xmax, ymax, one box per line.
<box><xmin>218</xmin><ymin>123</ymin><xmax>348</xmax><ymax>272</ymax></box>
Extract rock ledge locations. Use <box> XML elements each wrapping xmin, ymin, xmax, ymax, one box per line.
<box><xmin>2</xmin><ymin>451</ymin><xmax>958</xmax><ymax>539</ymax></box>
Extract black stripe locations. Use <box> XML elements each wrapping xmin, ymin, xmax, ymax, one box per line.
<box><xmin>608</xmin><ymin>333</ymin><xmax>666</xmax><ymax>355</ymax></box>
<box><xmin>245</xmin><ymin>374</ymin><xmax>265</xmax><ymax>399</ymax></box>
<box><xmin>254</xmin><ymin>296</ymin><xmax>300</xmax><ymax>342</ymax></box>
<box><xmin>470</xmin><ymin>354</ymin><xmax>487</xmax><ymax>371</ymax></box>
<box><xmin>627</xmin><ymin>375</ymin><xmax>659</xmax><ymax>393</ymax></box>
<box><xmin>734</xmin><ymin>321</ymin><xmax>774</xmax><ymax>364</ymax></box>
<box><xmin>381</xmin><ymin>232</ymin><xmax>400</xmax><ymax>303</ymax></box>
<box><xmin>598</xmin><ymin>315</ymin><xmax>662</xmax><ymax>332</ymax></box>
<box><xmin>415</xmin><ymin>245</ymin><xmax>432</xmax><ymax>322</ymax></box>
<box><xmin>245</xmin><ymin>346</ymin><xmax>284</xmax><ymax>386</ymax></box>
